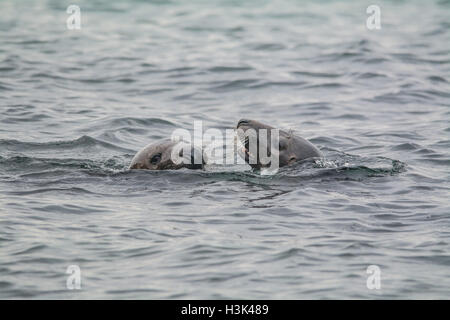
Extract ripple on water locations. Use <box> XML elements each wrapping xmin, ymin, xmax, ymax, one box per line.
<box><xmin>0</xmin><ymin>0</ymin><xmax>449</xmax><ymax>300</ymax></box>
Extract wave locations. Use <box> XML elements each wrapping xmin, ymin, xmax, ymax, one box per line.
<box><xmin>0</xmin><ymin>135</ymin><xmax>134</xmax><ymax>153</ymax></box>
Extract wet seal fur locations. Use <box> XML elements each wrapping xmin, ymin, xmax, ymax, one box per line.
<box><xmin>129</xmin><ymin>119</ymin><xmax>322</xmax><ymax>171</ymax></box>
<box><xmin>129</xmin><ymin>139</ymin><xmax>204</xmax><ymax>170</ymax></box>
<box><xmin>236</xmin><ymin>119</ymin><xmax>322</xmax><ymax>169</ymax></box>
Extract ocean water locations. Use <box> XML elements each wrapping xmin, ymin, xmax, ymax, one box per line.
<box><xmin>0</xmin><ymin>0</ymin><xmax>449</xmax><ymax>299</ymax></box>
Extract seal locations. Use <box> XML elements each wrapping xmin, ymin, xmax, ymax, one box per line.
<box><xmin>236</xmin><ymin>119</ymin><xmax>322</xmax><ymax>169</ymax></box>
<box><xmin>129</xmin><ymin>139</ymin><xmax>204</xmax><ymax>170</ymax></box>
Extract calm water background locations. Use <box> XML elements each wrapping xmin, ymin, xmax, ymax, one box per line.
<box><xmin>1</xmin><ymin>0</ymin><xmax>449</xmax><ymax>299</ymax></box>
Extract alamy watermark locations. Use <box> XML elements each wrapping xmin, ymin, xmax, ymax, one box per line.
<box><xmin>66</xmin><ymin>265</ymin><xmax>81</xmax><ymax>290</ymax></box>
<box><xmin>66</xmin><ymin>5</ymin><xmax>81</xmax><ymax>30</ymax></box>
<box><xmin>366</xmin><ymin>5</ymin><xmax>381</xmax><ymax>30</ymax></box>
<box><xmin>64</xmin><ymin>5</ymin><xmax>381</xmax><ymax>33</ymax></box>
<box><xmin>169</xmin><ymin>121</ymin><xmax>280</xmax><ymax>174</ymax></box>
<box><xmin>366</xmin><ymin>265</ymin><xmax>381</xmax><ymax>290</ymax></box>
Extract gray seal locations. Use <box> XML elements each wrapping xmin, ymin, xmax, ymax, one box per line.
<box><xmin>129</xmin><ymin>139</ymin><xmax>204</xmax><ymax>170</ymax></box>
<box><xmin>236</xmin><ymin>119</ymin><xmax>322</xmax><ymax>169</ymax></box>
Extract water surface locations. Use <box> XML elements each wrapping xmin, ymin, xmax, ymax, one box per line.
<box><xmin>0</xmin><ymin>0</ymin><xmax>449</xmax><ymax>299</ymax></box>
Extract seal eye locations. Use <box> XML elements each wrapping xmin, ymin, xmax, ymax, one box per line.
<box><xmin>150</xmin><ymin>153</ymin><xmax>162</xmax><ymax>165</ymax></box>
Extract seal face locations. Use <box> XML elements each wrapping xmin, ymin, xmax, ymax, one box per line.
<box><xmin>129</xmin><ymin>139</ymin><xmax>204</xmax><ymax>170</ymax></box>
<box><xmin>236</xmin><ymin>119</ymin><xmax>322</xmax><ymax>169</ymax></box>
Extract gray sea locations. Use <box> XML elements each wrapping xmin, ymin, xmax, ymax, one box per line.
<box><xmin>1</xmin><ymin>0</ymin><xmax>449</xmax><ymax>299</ymax></box>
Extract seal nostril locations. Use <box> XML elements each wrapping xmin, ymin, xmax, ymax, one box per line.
<box><xmin>237</xmin><ymin>119</ymin><xmax>249</xmax><ymax>128</ymax></box>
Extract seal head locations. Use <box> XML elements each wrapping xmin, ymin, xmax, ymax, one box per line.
<box><xmin>129</xmin><ymin>139</ymin><xmax>204</xmax><ymax>170</ymax></box>
<box><xmin>236</xmin><ymin>119</ymin><xmax>322</xmax><ymax>169</ymax></box>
